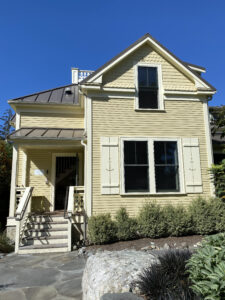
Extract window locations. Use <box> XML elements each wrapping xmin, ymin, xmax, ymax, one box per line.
<box><xmin>124</xmin><ymin>141</ymin><xmax>149</xmax><ymax>192</ymax></box>
<box><xmin>154</xmin><ymin>141</ymin><xmax>180</xmax><ymax>192</ymax></box>
<box><xmin>138</xmin><ymin>66</ymin><xmax>159</xmax><ymax>109</ymax></box>
<box><xmin>122</xmin><ymin>139</ymin><xmax>182</xmax><ymax>194</ymax></box>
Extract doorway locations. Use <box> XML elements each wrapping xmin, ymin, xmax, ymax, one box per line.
<box><xmin>54</xmin><ymin>156</ymin><xmax>78</xmax><ymax>210</ymax></box>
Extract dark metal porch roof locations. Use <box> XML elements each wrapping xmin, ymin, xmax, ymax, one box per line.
<box><xmin>8</xmin><ymin>128</ymin><xmax>85</xmax><ymax>140</ymax></box>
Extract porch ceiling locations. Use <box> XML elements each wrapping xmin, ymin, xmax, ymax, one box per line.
<box><xmin>8</xmin><ymin>128</ymin><xmax>85</xmax><ymax>141</ymax></box>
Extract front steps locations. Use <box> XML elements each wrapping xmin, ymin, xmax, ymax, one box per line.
<box><xmin>18</xmin><ymin>214</ymin><xmax>70</xmax><ymax>254</ymax></box>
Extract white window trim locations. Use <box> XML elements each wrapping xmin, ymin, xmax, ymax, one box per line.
<box><xmin>120</xmin><ymin>137</ymin><xmax>185</xmax><ymax>195</ymax></box>
<box><xmin>134</xmin><ymin>63</ymin><xmax>164</xmax><ymax>111</ymax></box>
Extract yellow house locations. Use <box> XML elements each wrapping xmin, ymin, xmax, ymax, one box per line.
<box><xmin>7</xmin><ymin>33</ymin><xmax>216</xmax><ymax>253</ymax></box>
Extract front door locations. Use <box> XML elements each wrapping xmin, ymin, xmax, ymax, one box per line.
<box><xmin>55</xmin><ymin>156</ymin><xmax>78</xmax><ymax>210</ymax></box>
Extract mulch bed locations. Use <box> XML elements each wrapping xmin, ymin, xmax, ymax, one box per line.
<box><xmin>87</xmin><ymin>235</ymin><xmax>203</xmax><ymax>251</ymax></box>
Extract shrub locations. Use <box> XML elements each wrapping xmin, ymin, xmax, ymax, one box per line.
<box><xmin>0</xmin><ymin>231</ymin><xmax>14</xmax><ymax>253</ymax></box>
<box><xmin>187</xmin><ymin>233</ymin><xmax>225</xmax><ymax>300</ymax></box>
<box><xmin>210</xmin><ymin>159</ymin><xmax>225</xmax><ymax>200</ymax></box>
<box><xmin>164</xmin><ymin>205</ymin><xmax>192</xmax><ymax>237</ymax></box>
<box><xmin>138</xmin><ymin>202</ymin><xmax>167</xmax><ymax>238</ymax></box>
<box><xmin>135</xmin><ymin>249</ymin><xmax>199</xmax><ymax>300</ymax></box>
<box><xmin>115</xmin><ymin>207</ymin><xmax>138</xmax><ymax>241</ymax></box>
<box><xmin>188</xmin><ymin>197</ymin><xmax>216</xmax><ymax>235</ymax></box>
<box><xmin>88</xmin><ymin>213</ymin><xmax>117</xmax><ymax>244</ymax></box>
<box><xmin>210</xmin><ymin>198</ymin><xmax>225</xmax><ymax>233</ymax></box>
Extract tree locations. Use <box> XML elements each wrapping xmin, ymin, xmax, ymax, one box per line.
<box><xmin>210</xmin><ymin>105</ymin><xmax>225</xmax><ymax>199</ymax></box>
<box><xmin>0</xmin><ymin>109</ymin><xmax>13</xmax><ymax>228</ymax></box>
<box><xmin>0</xmin><ymin>109</ymin><xmax>14</xmax><ymax>140</ymax></box>
<box><xmin>211</xmin><ymin>105</ymin><xmax>225</xmax><ymax>138</ymax></box>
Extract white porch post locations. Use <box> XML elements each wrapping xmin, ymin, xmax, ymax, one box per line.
<box><xmin>21</xmin><ymin>149</ymin><xmax>27</xmax><ymax>187</ymax></box>
<box><xmin>9</xmin><ymin>145</ymin><xmax>18</xmax><ymax>217</ymax></box>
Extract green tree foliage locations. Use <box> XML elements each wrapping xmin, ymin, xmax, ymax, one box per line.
<box><xmin>0</xmin><ymin>109</ymin><xmax>13</xmax><ymax>227</ymax></box>
<box><xmin>211</xmin><ymin>105</ymin><xmax>225</xmax><ymax>138</ymax></box>
<box><xmin>0</xmin><ymin>109</ymin><xmax>14</xmax><ymax>140</ymax></box>
<box><xmin>210</xmin><ymin>159</ymin><xmax>225</xmax><ymax>199</ymax></box>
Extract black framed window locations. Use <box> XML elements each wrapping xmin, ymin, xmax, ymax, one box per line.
<box><xmin>154</xmin><ymin>141</ymin><xmax>180</xmax><ymax>192</ymax></box>
<box><xmin>124</xmin><ymin>141</ymin><xmax>149</xmax><ymax>193</ymax></box>
<box><xmin>138</xmin><ymin>66</ymin><xmax>158</xmax><ymax>109</ymax></box>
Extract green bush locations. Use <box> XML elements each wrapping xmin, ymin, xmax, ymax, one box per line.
<box><xmin>115</xmin><ymin>207</ymin><xmax>137</xmax><ymax>241</ymax></box>
<box><xmin>188</xmin><ymin>197</ymin><xmax>216</xmax><ymax>235</ymax></box>
<box><xmin>138</xmin><ymin>202</ymin><xmax>167</xmax><ymax>238</ymax></box>
<box><xmin>164</xmin><ymin>205</ymin><xmax>192</xmax><ymax>237</ymax></box>
<box><xmin>210</xmin><ymin>198</ymin><xmax>225</xmax><ymax>233</ymax></box>
<box><xmin>88</xmin><ymin>213</ymin><xmax>117</xmax><ymax>244</ymax></box>
<box><xmin>210</xmin><ymin>159</ymin><xmax>225</xmax><ymax>200</ymax></box>
<box><xmin>0</xmin><ymin>231</ymin><xmax>14</xmax><ymax>253</ymax></box>
<box><xmin>187</xmin><ymin>233</ymin><xmax>225</xmax><ymax>300</ymax></box>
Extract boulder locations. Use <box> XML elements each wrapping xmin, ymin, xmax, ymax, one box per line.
<box><xmin>82</xmin><ymin>250</ymin><xmax>156</xmax><ymax>300</ymax></box>
<box><xmin>100</xmin><ymin>292</ymin><xmax>143</xmax><ymax>299</ymax></box>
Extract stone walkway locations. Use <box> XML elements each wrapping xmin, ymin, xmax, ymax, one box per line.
<box><xmin>0</xmin><ymin>251</ymin><xmax>86</xmax><ymax>300</ymax></box>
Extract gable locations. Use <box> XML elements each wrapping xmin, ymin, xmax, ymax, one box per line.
<box><xmin>102</xmin><ymin>43</ymin><xmax>196</xmax><ymax>91</ymax></box>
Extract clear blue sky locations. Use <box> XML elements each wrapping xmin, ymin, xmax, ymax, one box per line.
<box><xmin>0</xmin><ymin>0</ymin><xmax>224</xmax><ymax>114</ymax></box>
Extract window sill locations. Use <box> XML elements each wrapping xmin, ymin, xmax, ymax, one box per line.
<box><xmin>135</xmin><ymin>109</ymin><xmax>166</xmax><ymax>112</ymax></box>
<box><xmin>120</xmin><ymin>192</ymin><xmax>187</xmax><ymax>196</ymax></box>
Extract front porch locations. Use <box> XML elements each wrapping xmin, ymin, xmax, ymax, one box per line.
<box><xmin>7</xmin><ymin>131</ymin><xmax>88</xmax><ymax>253</ymax></box>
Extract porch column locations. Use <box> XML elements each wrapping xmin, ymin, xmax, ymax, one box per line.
<box><xmin>9</xmin><ymin>145</ymin><xmax>18</xmax><ymax>217</ymax></box>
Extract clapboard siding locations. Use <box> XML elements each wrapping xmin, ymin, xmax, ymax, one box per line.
<box><xmin>103</xmin><ymin>44</ymin><xmax>196</xmax><ymax>91</ymax></box>
<box><xmin>92</xmin><ymin>99</ymin><xmax>211</xmax><ymax>216</ymax></box>
<box><xmin>20</xmin><ymin>112</ymin><xmax>84</xmax><ymax>129</ymax></box>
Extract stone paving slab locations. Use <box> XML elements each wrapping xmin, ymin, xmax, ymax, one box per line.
<box><xmin>0</xmin><ymin>251</ymin><xmax>86</xmax><ymax>300</ymax></box>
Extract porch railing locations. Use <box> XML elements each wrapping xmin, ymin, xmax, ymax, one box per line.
<box><xmin>66</xmin><ymin>186</ymin><xmax>86</xmax><ymax>250</ymax></box>
<box><xmin>15</xmin><ymin>187</ymin><xmax>34</xmax><ymax>253</ymax></box>
<box><xmin>15</xmin><ymin>187</ymin><xmax>26</xmax><ymax>211</ymax></box>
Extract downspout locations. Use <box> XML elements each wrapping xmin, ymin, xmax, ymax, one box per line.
<box><xmin>81</xmin><ymin>139</ymin><xmax>87</xmax><ymax>243</ymax></box>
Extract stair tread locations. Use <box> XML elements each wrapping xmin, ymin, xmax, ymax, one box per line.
<box><xmin>24</xmin><ymin>235</ymin><xmax>68</xmax><ymax>240</ymax></box>
<box><xmin>19</xmin><ymin>243</ymin><xmax>68</xmax><ymax>250</ymax></box>
<box><xmin>26</xmin><ymin>228</ymin><xmax>67</xmax><ymax>232</ymax></box>
<box><xmin>28</xmin><ymin>221</ymin><xmax>68</xmax><ymax>225</ymax></box>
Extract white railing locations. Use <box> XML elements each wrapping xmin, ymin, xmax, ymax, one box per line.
<box><xmin>72</xmin><ymin>68</ymin><xmax>94</xmax><ymax>84</ymax></box>
<box><xmin>15</xmin><ymin>187</ymin><xmax>33</xmax><ymax>253</ymax></box>
<box><xmin>15</xmin><ymin>187</ymin><xmax>26</xmax><ymax>211</ymax></box>
<box><xmin>66</xmin><ymin>186</ymin><xmax>85</xmax><ymax>250</ymax></box>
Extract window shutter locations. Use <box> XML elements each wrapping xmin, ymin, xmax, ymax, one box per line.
<box><xmin>101</xmin><ymin>137</ymin><xmax>119</xmax><ymax>194</ymax></box>
<box><xmin>182</xmin><ymin>138</ymin><xmax>203</xmax><ymax>193</ymax></box>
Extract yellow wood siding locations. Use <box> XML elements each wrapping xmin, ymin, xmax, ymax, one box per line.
<box><xmin>92</xmin><ymin>99</ymin><xmax>211</xmax><ymax>216</ymax></box>
<box><xmin>20</xmin><ymin>112</ymin><xmax>84</xmax><ymax>128</ymax></box>
<box><xmin>103</xmin><ymin>44</ymin><xmax>196</xmax><ymax>91</ymax></box>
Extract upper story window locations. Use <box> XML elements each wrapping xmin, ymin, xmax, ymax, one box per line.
<box><xmin>136</xmin><ymin>64</ymin><xmax>163</xmax><ymax>110</ymax></box>
<box><xmin>138</xmin><ymin>66</ymin><xmax>158</xmax><ymax>109</ymax></box>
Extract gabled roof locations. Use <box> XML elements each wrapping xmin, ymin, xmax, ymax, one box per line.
<box><xmin>81</xmin><ymin>33</ymin><xmax>216</xmax><ymax>92</ymax></box>
<box><xmin>8</xmin><ymin>84</ymin><xmax>79</xmax><ymax>105</ymax></box>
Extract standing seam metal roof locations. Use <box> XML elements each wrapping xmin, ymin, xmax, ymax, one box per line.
<box><xmin>8</xmin><ymin>84</ymin><xmax>79</xmax><ymax>105</ymax></box>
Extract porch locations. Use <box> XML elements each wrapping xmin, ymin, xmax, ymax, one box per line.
<box><xmin>7</xmin><ymin>128</ymin><xmax>88</xmax><ymax>253</ymax></box>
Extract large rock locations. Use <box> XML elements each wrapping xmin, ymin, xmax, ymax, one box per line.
<box><xmin>100</xmin><ymin>292</ymin><xmax>143</xmax><ymax>299</ymax></box>
<box><xmin>82</xmin><ymin>250</ymin><xmax>156</xmax><ymax>300</ymax></box>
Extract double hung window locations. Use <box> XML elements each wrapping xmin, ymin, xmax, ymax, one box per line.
<box><xmin>123</xmin><ymin>139</ymin><xmax>181</xmax><ymax>194</ymax></box>
<box><xmin>124</xmin><ymin>141</ymin><xmax>149</xmax><ymax>193</ymax></box>
<box><xmin>137</xmin><ymin>66</ymin><xmax>159</xmax><ymax>109</ymax></box>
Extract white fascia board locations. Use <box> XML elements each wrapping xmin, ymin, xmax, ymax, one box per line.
<box><xmin>188</xmin><ymin>65</ymin><xmax>206</xmax><ymax>73</ymax></box>
<box><xmin>87</xmin><ymin>36</ymin><xmax>212</xmax><ymax>90</ymax></box>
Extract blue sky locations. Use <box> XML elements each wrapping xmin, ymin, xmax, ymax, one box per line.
<box><xmin>0</xmin><ymin>0</ymin><xmax>224</xmax><ymax>115</ymax></box>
